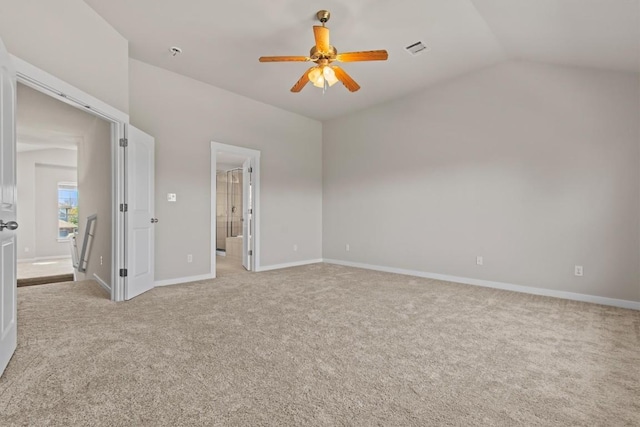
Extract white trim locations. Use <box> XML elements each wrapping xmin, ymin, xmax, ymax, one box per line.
<box><xmin>256</xmin><ymin>259</ymin><xmax>324</xmax><ymax>272</ymax></box>
<box><xmin>93</xmin><ymin>274</ymin><xmax>111</xmax><ymax>293</ymax></box>
<box><xmin>11</xmin><ymin>55</ymin><xmax>129</xmax><ymax>123</ymax></box>
<box><xmin>323</xmin><ymin>259</ymin><xmax>640</xmax><ymax>311</ymax></box>
<box><xmin>211</xmin><ymin>142</ymin><xmax>261</xmax><ymax>278</ymax></box>
<box><xmin>12</xmin><ymin>54</ymin><xmax>128</xmax><ymax>302</ymax></box>
<box><xmin>216</xmin><ymin>250</ymin><xmax>226</xmax><ymax>257</ymax></box>
<box><xmin>155</xmin><ymin>273</ymin><xmax>215</xmax><ymax>287</ymax></box>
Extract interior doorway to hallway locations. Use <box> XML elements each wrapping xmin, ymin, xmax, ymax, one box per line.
<box><xmin>15</xmin><ymin>82</ymin><xmax>112</xmax><ymax>293</ymax></box>
<box><xmin>12</xmin><ymin>55</ymin><xmax>129</xmax><ymax>301</ymax></box>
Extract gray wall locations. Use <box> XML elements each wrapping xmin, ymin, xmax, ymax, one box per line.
<box><xmin>76</xmin><ymin>119</ymin><xmax>112</xmax><ymax>285</ymax></box>
<box><xmin>35</xmin><ymin>164</ymin><xmax>77</xmax><ymax>259</ymax></box>
<box><xmin>323</xmin><ymin>61</ymin><xmax>640</xmax><ymax>302</ymax></box>
<box><xmin>129</xmin><ymin>59</ymin><xmax>323</xmax><ymax>281</ymax></box>
<box><xmin>0</xmin><ymin>0</ymin><xmax>129</xmax><ymax>113</ymax></box>
<box><xmin>16</xmin><ymin>149</ymin><xmax>77</xmax><ymax>260</ymax></box>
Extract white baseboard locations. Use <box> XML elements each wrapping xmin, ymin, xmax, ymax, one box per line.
<box><xmin>216</xmin><ymin>250</ymin><xmax>226</xmax><ymax>257</ymax></box>
<box><xmin>256</xmin><ymin>259</ymin><xmax>324</xmax><ymax>272</ymax></box>
<box><xmin>93</xmin><ymin>274</ymin><xmax>111</xmax><ymax>294</ymax></box>
<box><xmin>155</xmin><ymin>273</ymin><xmax>216</xmax><ymax>287</ymax></box>
<box><xmin>323</xmin><ymin>259</ymin><xmax>640</xmax><ymax>311</ymax></box>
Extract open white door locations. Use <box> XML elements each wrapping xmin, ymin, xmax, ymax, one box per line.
<box><xmin>242</xmin><ymin>159</ymin><xmax>252</xmax><ymax>271</ymax></box>
<box><xmin>0</xmin><ymin>38</ymin><xmax>17</xmax><ymax>377</ymax></box>
<box><xmin>124</xmin><ymin>126</ymin><xmax>155</xmax><ymax>300</ymax></box>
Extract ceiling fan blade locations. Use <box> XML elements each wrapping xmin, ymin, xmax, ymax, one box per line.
<box><xmin>291</xmin><ymin>67</ymin><xmax>316</xmax><ymax>92</ymax></box>
<box><xmin>313</xmin><ymin>26</ymin><xmax>330</xmax><ymax>52</ymax></box>
<box><xmin>259</xmin><ymin>56</ymin><xmax>310</xmax><ymax>62</ymax></box>
<box><xmin>332</xmin><ymin>66</ymin><xmax>361</xmax><ymax>92</ymax></box>
<box><xmin>336</xmin><ymin>50</ymin><xmax>389</xmax><ymax>62</ymax></box>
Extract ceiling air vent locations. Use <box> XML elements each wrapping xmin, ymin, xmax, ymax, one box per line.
<box><xmin>405</xmin><ymin>41</ymin><xmax>429</xmax><ymax>56</ymax></box>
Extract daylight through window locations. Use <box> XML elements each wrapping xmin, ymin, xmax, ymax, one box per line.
<box><xmin>58</xmin><ymin>183</ymin><xmax>78</xmax><ymax>239</ymax></box>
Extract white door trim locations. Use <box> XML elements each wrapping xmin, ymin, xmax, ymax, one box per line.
<box><xmin>210</xmin><ymin>142</ymin><xmax>261</xmax><ymax>277</ymax></box>
<box><xmin>11</xmin><ymin>54</ymin><xmax>128</xmax><ymax>301</ymax></box>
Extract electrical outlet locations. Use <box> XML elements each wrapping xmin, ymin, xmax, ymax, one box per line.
<box><xmin>167</xmin><ymin>193</ymin><xmax>177</xmax><ymax>202</ymax></box>
<box><xmin>187</xmin><ymin>254</ymin><xmax>193</xmax><ymax>263</ymax></box>
<box><xmin>293</xmin><ymin>244</ymin><xmax>298</xmax><ymax>252</ymax></box>
<box><xmin>476</xmin><ymin>256</ymin><xmax>483</xmax><ymax>266</ymax></box>
<box><xmin>346</xmin><ymin>244</ymin><xmax>350</xmax><ymax>252</ymax></box>
<box><xmin>100</xmin><ymin>256</ymin><xmax>103</xmax><ymax>266</ymax></box>
<box><xmin>574</xmin><ymin>265</ymin><xmax>583</xmax><ymax>276</ymax></box>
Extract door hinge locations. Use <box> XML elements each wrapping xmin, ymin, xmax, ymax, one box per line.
<box><xmin>119</xmin><ymin>138</ymin><xmax>128</xmax><ymax>147</ymax></box>
<box><xmin>248</xmin><ymin>250</ymin><xmax>253</xmax><ymax>256</ymax></box>
<box><xmin>248</xmin><ymin>166</ymin><xmax>253</xmax><ymax>173</ymax></box>
<box><xmin>119</xmin><ymin>268</ymin><xmax>128</xmax><ymax>277</ymax></box>
<box><xmin>248</xmin><ymin>208</ymin><xmax>253</xmax><ymax>214</ymax></box>
<box><xmin>119</xmin><ymin>203</ymin><xmax>128</xmax><ymax>212</ymax></box>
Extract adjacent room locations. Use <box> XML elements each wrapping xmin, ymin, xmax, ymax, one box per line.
<box><xmin>0</xmin><ymin>1</ymin><xmax>638</xmax><ymax>426</ymax></box>
<box><xmin>15</xmin><ymin>82</ymin><xmax>113</xmax><ymax>293</ymax></box>
<box><xmin>215</xmin><ymin>150</ymin><xmax>254</xmax><ymax>277</ymax></box>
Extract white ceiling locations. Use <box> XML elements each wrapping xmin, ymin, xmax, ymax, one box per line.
<box><xmin>84</xmin><ymin>0</ymin><xmax>639</xmax><ymax>121</ymax></box>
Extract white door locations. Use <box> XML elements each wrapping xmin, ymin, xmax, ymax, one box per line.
<box><xmin>0</xmin><ymin>38</ymin><xmax>17</xmax><ymax>377</ymax></box>
<box><xmin>242</xmin><ymin>159</ymin><xmax>252</xmax><ymax>271</ymax></box>
<box><xmin>125</xmin><ymin>126</ymin><xmax>155</xmax><ymax>300</ymax></box>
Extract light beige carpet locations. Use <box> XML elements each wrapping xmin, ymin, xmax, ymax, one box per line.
<box><xmin>216</xmin><ymin>254</ymin><xmax>249</xmax><ymax>278</ymax></box>
<box><xmin>0</xmin><ymin>264</ymin><xmax>638</xmax><ymax>426</ymax></box>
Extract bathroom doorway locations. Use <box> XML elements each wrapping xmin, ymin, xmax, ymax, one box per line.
<box><xmin>211</xmin><ymin>142</ymin><xmax>261</xmax><ymax>278</ymax></box>
<box><xmin>216</xmin><ymin>166</ymin><xmax>244</xmax><ymax>273</ymax></box>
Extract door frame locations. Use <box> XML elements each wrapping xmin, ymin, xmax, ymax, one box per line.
<box><xmin>210</xmin><ymin>142</ymin><xmax>261</xmax><ymax>277</ymax></box>
<box><xmin>11</xmin><ymin>55</ymin><xmax>128</xmax><ymax>301</ymax></box>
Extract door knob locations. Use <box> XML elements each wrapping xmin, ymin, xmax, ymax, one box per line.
<box><xmin>0</xmin><ymin>220</ymin><xmax>18</xmax><ymax>231</ymax></box>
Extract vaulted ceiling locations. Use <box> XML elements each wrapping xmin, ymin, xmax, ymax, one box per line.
<box><xmin>84</xmin><ymin>0</ymin><xmax>639</xmax><ymax>120</ymax></box>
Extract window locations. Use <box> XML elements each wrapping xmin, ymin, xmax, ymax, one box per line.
<box><xmin>58</xmin><ymin>183</ymin><xmax>78</xmax><ymax>239</ymax></box>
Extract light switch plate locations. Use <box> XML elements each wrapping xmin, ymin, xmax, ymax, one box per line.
<box><xmin>167</xmin><ymin>193</ymin><xmax>177</xmax><ymax>202</ymax></box>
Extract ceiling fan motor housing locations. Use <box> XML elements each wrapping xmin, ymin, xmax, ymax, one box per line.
<box><xmin>310</xmin><ymin>46</ymin><xmax>337</xmax><ymax>61</ymax></box>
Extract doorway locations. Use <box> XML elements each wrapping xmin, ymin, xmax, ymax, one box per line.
<box><xmin>15</xmin><ymin>83</ymin><xmax>112</xmax><ymax>292</ymax></box>
<box><xmin>12</xmin><ymin>55</ymin><xmax>129</xmax><ymax>301</ymax></box>
<box><xmin>211</xmin><ymin>142</ymin><xmax>260</xmax><ymax>277</ymax></box>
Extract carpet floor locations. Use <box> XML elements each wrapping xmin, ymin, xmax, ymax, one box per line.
<box><xmin>0</xmin><ymin>263</ymin><xmax>638</xmax><ymax>426</ymax></box>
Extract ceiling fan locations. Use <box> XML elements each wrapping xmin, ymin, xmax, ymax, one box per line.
<box><xmin>258</xmin><ymin>10</ymin><xmax>388</xmax><ymax>93</ymax></box>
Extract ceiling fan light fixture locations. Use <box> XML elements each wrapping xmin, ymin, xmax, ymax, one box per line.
<box><xmin>308</xmin><ymin>66</ymin><xmax>338</xmax><ymax>89</ymax></box>
<box><xmin>323</xmin><ymin>66</ymin><xmax>338</xmax><ymax>87</ymax></box>
<box><xmin>308</xmin><ymin>67</ymin><xmax>324</xmax><ymax>87</ymax></box>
